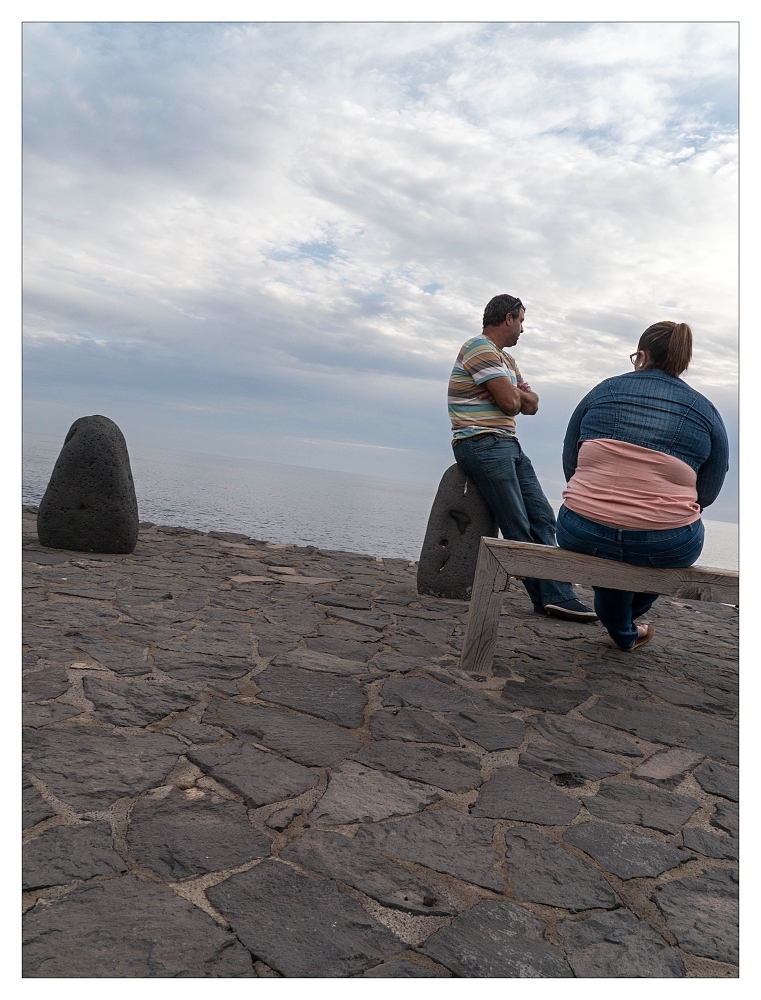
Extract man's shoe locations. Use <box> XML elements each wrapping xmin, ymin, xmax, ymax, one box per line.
<box><xmin>541</xmin><ymin>599</ymin><xmax>598</xmax><ymax>622</ymax></box>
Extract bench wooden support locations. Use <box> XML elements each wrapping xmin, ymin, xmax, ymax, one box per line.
<box><xmin>459</xmin><ymin>538</ymin><xmax>739</xmax><ymax>676</ymax></box>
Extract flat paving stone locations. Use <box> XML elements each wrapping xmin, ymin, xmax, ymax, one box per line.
<box><xmin>70</xmin><ymin>636</ymin><xmax>150</xmax><ymax>675</ymax></box>
<box><xmin>187</xmin><ymin>739</ymin><xmax>317</xmax><ymax>807</ymax></box>
<box><xmin>504</xmin><ymin>826</ymin><xmax>619</xmax><ymax>911</ymax></box>
<box><xmin>370</xmin><ymin>708</ymin><xmax>459</xmax><ymax>746</ymax></box>
<box><xmin>581</xmin><ymin>782</ymin><xmax>700</xmax><ymax>834</ymax></box>
<box><xmin>22</xmin><ymin>663</ymin><xmax>71</xmax><ymax>703</ymax></box>
<box><xmin>23</xmin><ymin>725</ymin><xmax>184</xmax><ymax>812</ymax></box>
<box><xmin>206</xmin><ymin>860</ymin><xmax>404</xmax><ymax>977</ymax></box>
<box><xmin>168</xmin><ymin>719</ymin><xmax>226</xmax><ymax>744</ymax></box>
<box><xmin>631</xmin><ymin>747</ymin><xmax>705</xmax><ymax>784</ymax></box>
<box><xmin>352</xmin><ymin>740</ymin><xmax>482</xmax><ymax>792</ymax></box>
<box><xmin>272</xmin><ymin>648</ymin><xmax>371</xmax><ymax>675</ymax></box>
<box><xmin>256</xmin><ymin>663</ymin><xmax>367</xmax><ymax>728</ymax></box>
<box><xmin>471</xmin><ymin>766</ymin><xmax>580</xmax><ymax>825</ymax></box>
<box><xmin>681</xmin><ymin>827</ymin><xmax>738</xmax><ymax>860</ymax></box>
<box><xmin>23</xmin><ymin>875</ymin><xmax>256</xmax><ymax>977</ymax></box>
<box><xmin>311</xmin><ymin>761</ymin><xmax>440</xmax><ymax>825</ymax></box>
<box><xmin>357</xmin><ymin>806</ymin><xmax>504</xmax><ymax>891</ymax></box>
<box><xmin>127</xmin><ymin>786</ymin><xmax>270</xmax><ymax>879</ymax></box>
<box><xmin>519</xmin><ymin>742</ymin><xmax>626</xmax><ymax>784</ymax></box>
<box><xmin>280</xmin><ymin>830</ymin><xmax>454</xmax><ymax>915</ymax></box>
<box><xmin>23</xmin><ymin>776</ymin><xmax>55</xmax><ymax>828</ymax></box>
<box><xmin>445</xmin><ymin>711</ymin><xmax>525</xmax><ymax>751</ymax></box>
<box><xmin>582</xmin><ymin>696</ymin><xmax>738</xmax><ymax>765</ymax></box>
<box><xmin>156</xmin><ymin>622</ymin><xmax>253</xmax><ymax>658</ymax></box>
<box><xmin>557</xmin><ymin>908</ymin><xmax>685</xmax><ymax>978</ymax></box>
<box><xmin>642</xmin><ymin>676</ymin><xmax>731</xmax><ymax>716</ymax></box>
<box><xmin>528</xmin><ymin>713</ymin><xmax>642</xmax><ymax>756</ymax></box>
<box><xmin>305</xmin><ymin>637</ymin><xmax>376</xmax><ymax>661</ymax></box>
<box><xmin>23</xmin><ymin>703</ymin><xmax>83</xmax><ymax>728</ymax></box>
<box><xmin>653</xmin><ymin>869</ymin><xmax>738</xmax><ymax>965</ymax></box>
<box><xmin>710</xmin><ymin>801</ymin><xmax>739</xmax><ymax>838</ymax></box>
<box><xmin>381</xmin><ymin>674</ymin><xmax>500</xmax><ymax>715</ymax></box>
<box><xmin>694</xmin><ymin>761</ymin><xmax>739</xmax><ymax>801</ymax></box>
<box><xmin>203</xmin><ymin>698</ymin><xmax>361</xmax><ymax>767</ymax></box>
<box><xmin>420</xmin><ymin>899</ymin><xmax>573</xmax><ymax>978</ymax></box>
<box><xmin>152</xmin><ymin>650</ymin><xmax>253</xmax><ymax>681</ymax></box>
<box><xmin>501</xmin><ymin>679</ymin><xmax>593</xmax><ymax>714</ymax></box>
<box><xmin>23</xmin><ymin>820</ymin><xmax>127</xmax><ymax>889</ymax></box>
<box><xmin>564</xmin><ymin>820</ymin><xmax>693</xmax><ymax>879</ymax></box>
<box><xmin>82</xmin><ymin>676</ymin><xmax>199</xmax><ymax>728</ymax></box>
<box><xmin>362</xmin><ymin>959</ymin><xmax>445</xmax><ymax>977</ymax></box>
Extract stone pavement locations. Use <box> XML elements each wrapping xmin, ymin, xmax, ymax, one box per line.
<box><xmin>22</xmin><ymin>508</ymin><xmax>739</xmax><ymax>978</ymax></box>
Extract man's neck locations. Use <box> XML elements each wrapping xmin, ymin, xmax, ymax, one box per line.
<box><xmin>483</xmin><ymin>326</ymin><xmax>508</xmax><ymax>350</ymax></box>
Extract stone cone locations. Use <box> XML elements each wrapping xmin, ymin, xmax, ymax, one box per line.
<box><xmin>417</xmin><ymin>464</ymin><xmax>498</xmax><ymax>600</ymax></box>
<box><xmin>37</xmin><ymin>415</ymin><xmax>139</xmax><ymax>554</ymax></box>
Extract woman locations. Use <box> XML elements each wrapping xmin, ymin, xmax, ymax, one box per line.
<box><xmin>556</xmin><ymin>321</ymin><xmax>729</xmax><ymax>651</ymax></box>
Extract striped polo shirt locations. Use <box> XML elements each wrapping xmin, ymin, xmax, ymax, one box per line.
<box><xmin>449</xmin><ymin>334</ymin><xmax>522</xmax><ymax>443</ymax></box>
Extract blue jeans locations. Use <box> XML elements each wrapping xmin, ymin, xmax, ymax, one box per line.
<box><xmin>453</xmin><ymin>435</ymin><xmax>577</xmax><ymax>611</ymax></box>
<box><xmin>556</xmin><ymin>505</ymin><xmax>705</xmax><ymax>649</ymax></box>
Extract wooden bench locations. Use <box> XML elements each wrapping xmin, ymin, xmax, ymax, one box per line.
<box><xmin>459</xmin><ymin>537</ymin><xmax>739</xmax><ymax>676</ymax></box>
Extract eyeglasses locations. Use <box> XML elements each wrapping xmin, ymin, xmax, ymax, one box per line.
<box><xmin>629</xmin><ymin>351</ymin><xmax>641</xmax><ymax>365</ymax></box>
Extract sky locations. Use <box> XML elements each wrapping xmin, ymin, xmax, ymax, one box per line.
<box><xmin>21</xmin><ymin>18</ymin><xmax>739</xmax><ymax>519</ymax></box>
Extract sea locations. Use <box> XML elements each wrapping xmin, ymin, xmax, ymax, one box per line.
<box><xmin>22</xmin><ymin>432</ymin><xmax>739</xmax><ymax>572</ymax></box>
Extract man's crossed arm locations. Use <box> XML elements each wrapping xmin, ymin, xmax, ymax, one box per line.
<box><xmin>479</xmin><ymin>376</ymin><xmax>539</xmax><ymax>416</ymax></box>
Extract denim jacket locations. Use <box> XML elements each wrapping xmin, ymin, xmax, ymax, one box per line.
<box><xmin>562</xmin><ymin>369</ymin><xmax>729</xmax><ymax>511</ymax></box>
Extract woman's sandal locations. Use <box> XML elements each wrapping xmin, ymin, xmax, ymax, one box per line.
<box><xmin>627</xmin><ymin>624</ymin><xmax>654</xmax><ymax>651</ymax></box>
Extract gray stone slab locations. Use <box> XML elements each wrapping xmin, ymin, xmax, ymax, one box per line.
<box><xmin>256</xmin><ymin>663</ymin><xmax>367</xmax><ymax>728</ymax></box>
<box><xmin>23</xmin><ymin>725</ymin><xmax>184</xmax><ymax>812</ymax></box>
<box><xmin>581</xmin><ymin>782</ymin><xmax>700</xmax><ymax>834</ymax></box>
<box><xmin>370</xmin><ymin>708</ymin><xmax>459</xmax><ymax>746</ymax></box>
<box><xmin>168</xmin><ymin>719</ymin><xmax>226</xmax><ymax>744</ymax></box>
<box><xmin>281</xmin><ymin>830</ymin><xmax>454</xmax><ymax>916</ymax></box>
<box><xmin>23</xmin><ymin>874</ymin><xmax>256</xmax><ymax>977</ymax></box>
<box><xmin>317</xmin><ymin>595</ymin><xmax>373</xmax><ymax>610</ymax></box>
<box><xmin>372</xmin><ymin>653</ymin><xmax>425</xmax><ymax>673</ymax></box>
<box><xmin>22</xmin><ymin>663</ymin><xmax>70</xmax><ymax>703</ymax></box>
<box><xmin>529</xmin><ymin>713</ymin><xmax>642</xmax><ymax>756</ymax></box>
<box><xmin>326</xmin><ymin>607</ymin><xmax>390</xmax><ymax>630</ymax></box>
<box><xmin>653</xmin><ymin>869</ymin><xmax>738</xmax><ymax>965</ymax></box>
<box><xmin>694</xmin><ymin>761</ymin><xmax>739</xmax><ymax>801</ymax></box>
<box><xmin>312</xmin><ymin>761</ymin><xmax>440</xmax><ymax>825</ymax></box>
<box><xmin>557</xmin><ymin>908</ymin><xmax>685</xmax><ymax>977</ymax></box>
<box><xmin>157</xmin><ymin>622</ymin><xmax>252</xmax><ymax>659</ymax></box>
<box><xmin>362</xmin><ymin>959</ymin><xmax>444</xmax><ymax>977</ymax></box>
<box><xmin>710</xmin><ymin>801</ymin><xmax>739</xmax><ymax>838</ymax></box>
<box><xmin>26</xmin><ymin>601</ymin><xmax>120</xmax><ymax>630</ymax></box>
<box><xmin>272</xmin><ymin>648</ymin><xmax>371</xmax><ymax>675</ymax></box>
<box><xmin>23</xmin><ymin>702</ymin><xmax>82</xmax><ymax>728</ymax></box>
<box><xmin>384</xmin><ymin>637</ymin><xmax>448</xmax><ymax>658</ymax></box>
<box><xmin>420</xmin><ymin>899</ymin><xmax>573</xmax><ymax>978</ymax></box>
<box><xmin>381</xmin><ymin>674</ymin><xmax>500</xmax><ymax>715</ymax></box>
<box><xmin>505</xmin><ymin>827</ymin><xmax>619</xmax><ymax>911</ymax></box>
<box><xmin>127</xmin><ymin>786</ymin><xmax>270</xmax><ymax>879</ymax></box>
<box><xmin>681</xmin><ymin>827</ymin><xmax>738</xmax><ymax>860</ymax></box>
<box><xmin>254</xmin><ymin>627</ymin><xmax>302</xmax><ymax>657</ymax></box>
<box><xmin>319</xmin><ymin>621</ymin><xmax>383</xmax><ymax>643</ymax></box>
<box><xmin>471</xmin><ymin>766</ymin><xmax>580</xmax><ymax>825</ymax></box>
<box><xmin>203</xmin><ymin>698</ymin><xmax>361</xmax><ymax>767</ymax></box>
<box><xmin>519</xmin><ymin>742</ymin><xmax>626</xmax><ymax>784</ymax></box>
<box><xmin>445</xmin><ymin>711</ymin><xmax>525</xmax><ymax>751</ymax></box>
<box><xmin>502</xmin><ymin>679</ymin><xmax>594</xmax><ymax>713</ymax></box>
<box><xmin>152</xmin><ymin>650</ymin><xmax>252</xmax><ymax>681</ymax></box>
<box><xmin>642</xmin><ymin>676</ymin><xmax>731</xmax><ymax>716</ymax></box>
<box><xmin>71</xmin><ymin>636</ymin><xmax>151</xmax><ymax>676</ymax></box>
<box><xmin>206</xmin><ymin>860</ymin><xmax>404</xmax><ymax>977</ymax></box>
<box><xmin>582</xmin><ymin>696</ymin><xmax>738</xmax><ymax>765</ymax></box>
<box><xmin>23</xmin><ymin>820</ymin><xmax>127</xmax><ymax>889</ymax></box>
<box><xmin>187</xmin><ymin>739</ymin><xmax>317</xmax><ymax>807</ymax></box>
<box><xmin>352</xmin><ymin>740</ymin><xmax>482</xmax><ymax>792</ymax></box>
<box><xmin>357</xmin><ymin>807</ymin><xmax>503</xmax><ymax>891</ymax></box>
<box><xmin>23</xmin><ymin>776</ymin><xmax>55</xmax><ymax>828</ymax></box>
<box><xmin>82</xmin><ymin>676</ymin><xmax>199</xmax><ymax>727</ymax></box>
<box><xmin>631</xmin><ymin>747</ymin><xmax>705</xmax><ymax>785</ymax></box>
<box><xmin>564</xmin><ymin>820</ymin><xmax>693</xmax><ymax>879</ymax></box>
<box><xmin>305</xmin><ymin>637</ymin><xmax>376</xmax><ymax>661</ymax></box>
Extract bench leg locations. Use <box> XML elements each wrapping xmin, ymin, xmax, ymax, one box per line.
<box><xmin>459</xmin><ymin>540</ymin><xmax>509</xmax><ymax>676</ymax></box>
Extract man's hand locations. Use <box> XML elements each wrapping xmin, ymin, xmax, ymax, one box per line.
<box><xmin>517</xmin><ymin>380</ymin><xmax>539</xmax><ymax>415</ymax></box>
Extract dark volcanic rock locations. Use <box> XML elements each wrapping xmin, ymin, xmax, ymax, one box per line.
<box><xmin>82</xmin><ymin>676</ymin><xmax>198</xmax><ymax>728</ymax></box>
<box><xmin>417</xmin><ymin>464</ymin><xmax>498</xmax><ymax>600</ymax></box>
<box><xmin>681</xmin><ymin>828</ymin><xmax>738</xmax><ymax>860</ymax></box>
<box><xmin>694</xmin><ymin>761</ymin><xmax>739</xmax><ymax>801</ymax></box>
<box><xmin>471</xmin><ymin>766</ymin><xmax>580</xmax><ymax>825</ymax></box>
<box><xmin>502</xmin><ymin>679</ymin><xmax>593</xmax><ymax>714</ymax></box>
<box><xmin>710</xmin><ymin>801</ymin><xmax>739</xmax><ymax>838</ymax></box>
<box><xmin>557</xmin><ymin>908</ymin><xmax>685</xmax><ymax>978</ymax></box>
<box><xmin>504</xmin><ymin>827</ymin><xmax>619</xmax><ymax>911</ymax></box>
<box><xmin>445</xmin><ymin>711</ymin><xmax>525</xmax><ymax>751</ymax></box>
<box><xmin>420</xmin><ymin>899</ymin><xmax>573</xmax><ymax>977</ymax></box>
<box><xmin>357</xmin><ymin>807</ymin><xmax>503</xmax><ymax>891</ymax></box>
<box><xmin>564</xmin><ymin>821</ymin><xmax>693</xmax><ymax>879</ymax></box>
<box><xmin>581</xmin><ymin>782</ymin><xmax>700</xmax><ymax>834</ymax></box>
<box><xmin>127</xmin><ymin>786</ymin><xmax>270</xmax><ymax>880</ymax></box>
<box><xmin>23</xmin><ymin>725</ymin><xmax>183</xmax><ymax>812</ymax></box>
<box><xmin>202</xmin><ymin>699</ymin><xmax>361</xmax><ymax>767</ymax></box>
<box><xmin>23</xmin><ymin>703</ymin><xmax>82</xmax><ymax>728</ymax></box>
<box><xmin>151</xmin><ymin>650</ymin><xmax>252</xmax><ymax>682</ymax></box>
<box><xmin>206</xmin><ymin>860</ymin><xmax>404</xmax><ymax>977</ymax></box>
<box><xmin>37</xmin><ymin>416</ymin><xmax>139</xmax><ymax>554</ymax></box>
<box><xmin>71</xmin><ymin>636</ymin><xmax>150</xmax><ymax>676</ymax></box>
<box><xmin>529</xmin><ymin>713</ymin><xmax>642</xmax><ymax>756</ymax></box>
<box><xmin>352</xmin><ymin>740</ymin><xmax>482</xmax><ymax>792</ymax></box>
<box><xmin>653</xmin><ymin>869</ymin><xmax>738</xmax><ymax>964</ymax></box>
<box><xmin>311</xmin><ymin>762</ymin><xmax>440</xmax><ymax>825</ymax></box>
<box><xmin>23</xmin><ymin>875</ymin><xmax>255</xmax><ymax>977</ymax></box>
<box><xmin>370</xmin><ymin>709</ymin><xmax>459</xmax><ymax>746</ymax></box>
<box><xmin>381</xmin><ymin>674</ymin><xmax>502</xmax><ymax>715</ymax></box>
<box><xmin>22</xmin><ymin>776</ymin><xmax>55</xmax><ymax>829</ymax></box>
<box><xmin>519</xmin><ymin>742</ymin><xmax>626</xmax><ymax>784</ymax></box>
<box><xmin>187</xmin><ymin>740</ymin><xmax>317</xmax><ymax>807</ymax></box>
<box><xmin>362</xmin><ymin>960</ymin><xmax>444</xmax><ymax>977</ymax></box>
<box><xmin>280</xmin><ymin>830</ymin><xmax>454</xmax><ymax>916</ymax></box>
<box><xmin>22</xmin><ymin>663</ymin><xmax>70</xmax><ymax>703</ymax></box>
<box><xmin>272</xmin><ymin>648</ymin><xmax>371</xmax><ymax>676</ymax></box>
<box><xmin>23</xmin><ymin>820</ymin><xmax>127</xmax><ymax>889</ymax></box>
<box><xmin>168</xmin><ymin>719</ymin><xmax>225</xmax><ymax>744</ymax></box>
<box><xmin>256</xmin><ymin>663</ymin><xmax>367</xmax><ymax>728</ymax></box>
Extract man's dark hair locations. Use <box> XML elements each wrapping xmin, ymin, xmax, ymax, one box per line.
<box><xmin>483</xmin><ymin>294</ymin><xmax>523</xmax><ymax>328</ymax></box>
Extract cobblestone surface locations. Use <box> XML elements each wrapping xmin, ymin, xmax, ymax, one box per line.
<box><xmin>21</xmin><ymin>510</ymin><xmax>739</xmax><ymax>978</ymax></box>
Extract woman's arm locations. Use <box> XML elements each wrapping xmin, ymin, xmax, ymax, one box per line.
<box><xmin>562</xmin><ymin>393</ymin><xmax>592</xmax><ymax>481</ymax></box>
<box><xmin>695</xmin><ymin>408</ymin><xmax>730</xmax><ymax>510</ymax></box>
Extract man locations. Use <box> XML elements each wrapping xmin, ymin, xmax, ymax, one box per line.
<box><xmin>449</xmin><ymin>293</ymin><xmax>597</xmax><ymax>622</ymax></box>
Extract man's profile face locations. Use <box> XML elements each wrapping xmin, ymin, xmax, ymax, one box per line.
<box><xmin>503</xmin><ymin>308</ymin><xmax>525</xmax><ymax>347</ymax></box>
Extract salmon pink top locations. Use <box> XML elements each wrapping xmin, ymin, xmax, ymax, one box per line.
<box><xmin>562</xmin><ymin>438</ymin><xmax>701</xmax><ymax>530</ymax></box>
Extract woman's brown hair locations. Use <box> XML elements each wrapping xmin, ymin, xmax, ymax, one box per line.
<box><xmin>637</xmin><ymin>321</ymin><xmax>693</xmax><ymax>377</ymax></box>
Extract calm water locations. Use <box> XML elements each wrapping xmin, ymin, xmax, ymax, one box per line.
<box><xmin>22</xmin><ymin>432</ymin><xmax>739</xmax><ymax>571</ymax></box>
